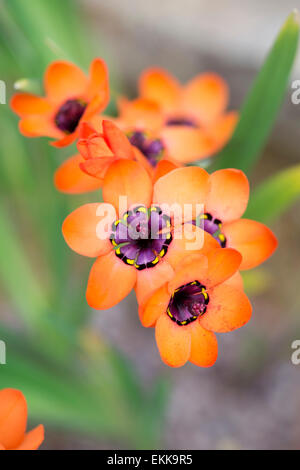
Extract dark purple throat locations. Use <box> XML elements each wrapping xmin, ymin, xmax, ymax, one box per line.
<box><xmin>167</xmin><ymin>281</ymin><xmax>209</xmax><ymax>326</ymax></box>
<box><xmin>193</xmin><ymin>213</ymin><xmax>226</xmax><ymax>248</ymax></box>
<box><xmin>55</xmin><ymin>99</ymin><xmax>86</xmax><ymax>134</ymax></box>
<box><xmin>166</xmin><ymin>116</ymin><xmax>197</xmax><ymax>127</ymax></box>
<box><xmin>110</xmin><ymin>205</ymin><xmax>172</xmax><ymax>270</ymax></box>
<box><xmin>128</xmin><ymin>131</ymin><xmax>164</xmax><ymax>167</ymax></box>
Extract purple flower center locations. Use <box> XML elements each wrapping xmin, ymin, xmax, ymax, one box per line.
<box><xmin>193</xmin><ymin>213</ymin><xmax>226</xmax><ymax>248</ymax></box>
<box><xmin>167</xmin><ymin>281</ymin><xmax>209</xmax><ymax>326</ymax></box>
<box><xmin>55</xmin><ymin>99</ymin><xmax>86</xmax><ymax>134</ymax></box>
<box><xmin>110</xmin><ymin>205</ymin><xmax>172</xmax><ymax>270</ymax></box>
<box><xmin>128</xmin><ymin>131</ymin><xmax>164</xmax><ymax>167</ymax></box>
<box><xmin>166</xmin><ymin>116</ymin><xmax>197</xmax><ymax>127</ymax></box>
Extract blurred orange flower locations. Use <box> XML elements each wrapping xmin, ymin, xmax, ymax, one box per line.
<box><xmin>0</xmin><ymin>388</ymin><xmax>44</xmax><ymax>450</ymax></box>
<box><xmin>154</xmin><ymin>167</ymin><xmax>278</xmax><ymax>270</ymax></box>
<box><xmin>11</xmin><ymin>59</ymin><xmax>109</xmax><ymax>148</ymax></box>
<box><xmin>139</xmin><ymin>250</ymin><xmax>252</xmax><ymax>368</ymax></box>
<box><xmin>62</xmin><ymin>161</ymin><xmax>217</xmax><ymax>309</ymax></box>
<box><xmin>116</xmin><ymin>67</ymin><xmax>238</xmax><ymax>164</ymax></box>
<box><xmin>55</xmin><ymin>119</ymin><xmax>178</xmax><ymax>193</ymax></box>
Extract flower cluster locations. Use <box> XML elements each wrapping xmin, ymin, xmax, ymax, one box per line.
<box><xmin>11</xmin><ymin>58</ymin><xmax>277</xmax><ymax>371</ymax></box>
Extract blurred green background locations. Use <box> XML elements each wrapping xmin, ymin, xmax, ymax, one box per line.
<box><xmin>0</xmin><ymin>0</ymin><xmax>300</xmax><ymax>450</ymax></box>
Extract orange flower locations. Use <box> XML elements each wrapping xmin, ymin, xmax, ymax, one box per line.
<box><xmin>55</xmin><ymin>119</ymin><xmax>178</xmax><ymax>194</ymax></box>
<box><xmin>116</xmin><ymin>67</ymin><xmax>238</xmax><ymax>164</ymax></box>
<box><xmin>139</xmin><ymin>250</ymin><xmax>252</xmax><ymax>368</ymax></box>
<box><xmin>11</xmin><ymin>59</ymin><xmax>109</xmax><ymax>148</ymax></box>
<box><xmin>62</xmin><ymin>161</ymin><xmax>217</xmax><ymax>309</ymax></box>
<box><xmin>0</xmin><ymin>388</ymin><xmax>44</xmax><ymax>450</ymax></box>
<box><xmin>154</xmin><ymin>167</ymin><xmax>278</xmax><ymax>270</ymax></box>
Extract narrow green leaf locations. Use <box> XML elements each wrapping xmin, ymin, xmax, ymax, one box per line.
<box><xmin>244</xmin><ymin>164</ymin><xmax>300</xmax><ymax>222</ymax></box>
<box><xmin>214</xmin><ymin>11</ymin><xmax>299</xmax><ymax>173</ymax></box>
<box><xmin>0</xmin><ymin>202</ymin><xmax>48</xmax><ymax>321</ymax></box>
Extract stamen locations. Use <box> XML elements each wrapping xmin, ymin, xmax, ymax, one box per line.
<box><xmin>110</xmin><ymin>205</ymin><xmax>172</xmax><ymax>270</ymax></box>
<box><xmin>167</xmin><ymin>281</ymin><xmax>209</xmax><ymax>326</ymax></box>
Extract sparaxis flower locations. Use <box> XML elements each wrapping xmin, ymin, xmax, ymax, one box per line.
<box><xmin>11</xmin><ymin>59</ymin><xmax>109</xmax><ymax>148</ymax></box>
<box><xmin>154</xmin><ymin>166</ymin><xmax>278</xmax><ymax>270</ymax></box>
<box><xmin>116</xmin><ymin>67</ymin><xmax>238</xmax><ymax>164</ymax></box>
<box><xmin>55</xmin><ymin>119</ymin><xmax>178</xmax><ymax>194</ymax></box>
<box><xmin>139</xmin><ymin>251</ymin><xmax>252</xmax><ymax>368</ymax></box>
<box><xmin>62</xmin><ymin>161</ymin><xmax>216</xmax><ymax>308</ymax></box>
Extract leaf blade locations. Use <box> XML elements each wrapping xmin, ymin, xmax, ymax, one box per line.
<box><xmin>214</xmin><ymin>11</ymin><xmax>300</xmax><ymax>174</ymax></box>
<box><xmin>244</xmin><ymin>164</ymin><xmax>300</xmax><ymax>222</ymax></box>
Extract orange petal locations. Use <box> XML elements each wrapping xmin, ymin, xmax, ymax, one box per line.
<box><xmin>80</xmin><ymin>157</ymin><xmax>114</xmax><ymax>180</ymax></box>
<box><xmin>183</xmin><ymin>73</ymin><xmax>228</xmax><ymax>125</ymax></box>
<box><xmin>189</xmin><ymin>321</ymin><xmax>218</xmax><ymax>367</ymax></box>
<box><xmin>167</xmin><ymin>254</ymin><xmax>208</xmax><ymax>294</ymax></box>
<box><xmin>224</xmin><ymin>271</ymin><xmax>244</xmax><ymax>290</ymax></box>
<box><xmin>0</xmin><ymin>389</ymin><xmax>27</xmax><ymax>450</ymax></box>
<box><xmin>51</xmin><ymin>130</ymin><xmax>78</xmax><ymax>148</ymax></box>
<box><xmin>79</xmin><ymin>121</ymin><xmax>98</xmax><ymax>140</ymax></box>
<box><xmin>139</xmin><ymin>284</ymin><xmax>170</xmax><ymax>327</ymax></box>
<box><xmin>15</xmin><ymin>424</ymin><xmax>44</xmax><ymax>450</ymax></box>
<box><xmin>19</xmin><ymin>115</ymin><xmax>61</xmax><ymax>139</ymax></box>
<box><xmin>165</xmin><ymin>225</ymin><xmax>216</xmax><ymax>270</ymax></box>
<box><xmin>223</xmin><ymin>219</ymin><xmax>278</xmax><ymax>270</ymax></box>
<box><xmin>62</xmin><ymin>203</ymin><xmax>114</xmax><ymax>258</ymax></box>
<box><xmin>86</xmin><ymin>251</ymin><xmax>137</xmax><ymax>309</ymax></box>
<box><xmin>118</xmin><ymin>97</ymin><xmax>164</xmax><ymax>132</ymax></box>
<box><xmin>153</xmin><ymin>166</ymin><xmax>209</xmax><ymax>222</ymax></box>
<box><xmin>200</xmin><ymin>284</ymin><xmax>252</xmax><ymax>333</ymax></box>
<box><xmin>54</xmin><ymin>154</ymin><xmax>103</xmax><ymax>194</ymax></box>
<box><xmin>103</xmin><ymin>160</ymin><xmax>153</xmax><ymax>215</ymax></box>
<box><xmin>78</xmin><ymin>134</ymin><xmax>114</xmax><ymax>162</ymax></box>
<box><xmin>139</xmin><ymin>67</ymin><xmax>181</xmax><ymax>112</ymax></box>
<box><xmin>206</xmin><ymin>248</ymin><xmax>242</xmax><ymax>287</ymax></box>
<box><xmin>153</xmin><ymin>159</ymin><xmax>179</xmax><ymax>184</ymax></box>
<box><xmin>10</xmin><ymin>93</ymin><xmax>53</xmax><ymax>117</ymax></box>
<box><xmin>133</xmin><ymin>147</ymin><xmax>155</xmax><ymax>177</ymax></box>
<box><xmin>87</xmin><ymin>58</ymin><xmax>109</xmax><ymax>105</ymax></box>
<box><xmin>44</xmin><ymin>60</ymin><xmax>88</xmax><ymax>104</ymax></box>
<box><xmin>0</xmin><ymin>444</ymin><xmax>5</xmax><ymax>450</ymax></box>
<box><xmin>103</xmin><ymin>120</ymin><xmax>135</xmax><ymax>159</ymax></box>
<box><xmin>155</xmin><ymin>314</ymin><xmax>191</xmax><ymax>367</ymax></box>
<box><xmin>81</xmin><ymin>94</ymin><xmax>107</xmax><ymax>122</ymax></box>
<box><xmin>161</xmin><ymin>126</ymin><xmax>217</xmax><ymax>163</ymax></box>
<box><xmin>207</xmin><ymin>111</ymin><xmax>238</xmax><ymax>151</ymax></box>
<box><xmin>206</xmin><ymin>169</ymin><xmax>249</xmax><ymax>223</ymax></box>
<box><xmin>135</xmin><ymin>260</ymin><xmax>174</xmax><ymax>306</ymax></box>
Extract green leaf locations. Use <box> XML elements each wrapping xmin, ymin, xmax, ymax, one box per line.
<box><xmin>0</xmin><ymin>202</ymin><xmax>49</xmax><ymax>321</ymax></box>
<box><xmin>214</xmin><ymin>11</ymin><xmax>299</xmax><ymax>174</ymax></box>
<box><xmin>244</xmin><ymin>164</ymin><xmax>300</xmax><ymax>222</ymax></box>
